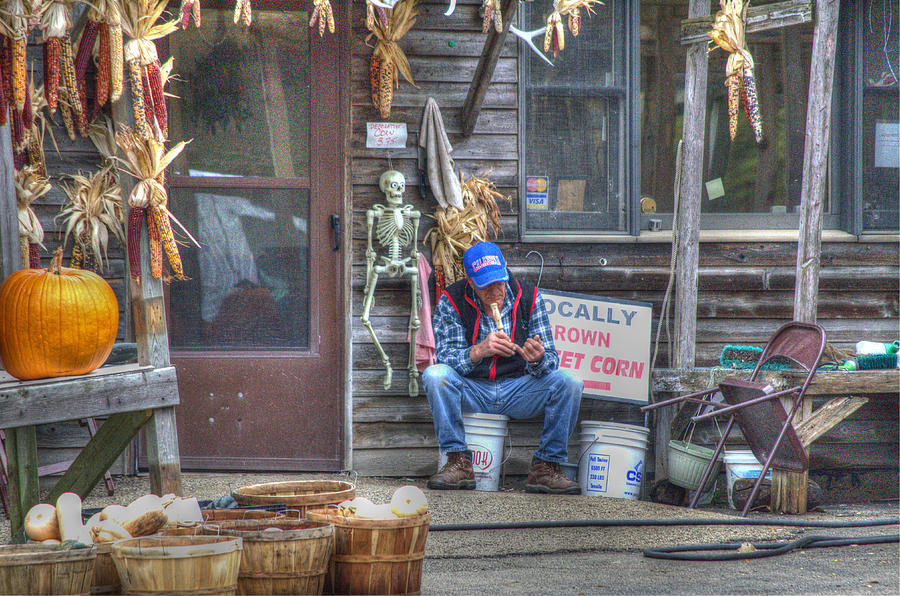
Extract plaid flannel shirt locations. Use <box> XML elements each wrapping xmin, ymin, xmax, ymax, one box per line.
<box><xmin>433</xmin><ymin>282</ymin><xmax>558</xmax><ymax>378</ymax></box>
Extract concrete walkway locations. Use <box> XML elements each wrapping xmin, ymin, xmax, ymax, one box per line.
<box><xmin>3</xmin><ymin>472</ymin><xmax>897</xmax><ymax>594</ymax></box>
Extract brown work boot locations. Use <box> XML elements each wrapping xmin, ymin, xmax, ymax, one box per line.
<box><xmin>427</xmin><ymin>451</ymin><xmax>476</xmax><ymax>490</ymax></box>
<box><xmin>525</xmin><ymin>459</ymin><xmax>581</xmax><ymax>495</ymax></box>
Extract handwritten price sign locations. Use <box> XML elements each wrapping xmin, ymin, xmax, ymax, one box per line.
<box><xmin>366</xmin><ymin>122</ymin><xmax>408</xmax><ymax>149</ymax></box>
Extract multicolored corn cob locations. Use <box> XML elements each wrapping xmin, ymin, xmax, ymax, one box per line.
<box><xmin>742</xmin><ymin>66</ymin><xmax>762</xmax><ymax>143</ymax></box>
<box><xmin>180</xmin><ymin>0</ymin><xmax>201</xmax><ymax>28</ymax></box>
<box><xmin>11</xmin><ymin>36</ymin><xmax>26</xmax><ymax>111</ymax></box>
<box><xmin>74</xmin><ymin>21</ymin><xmax>101</xmax><ymax>85</ymax></box>
<box><xmin>71</xmin><ymin>241</ymin><xmax>84</xmax><ymax>269</ymax></box>
<box><xmin>146</xmin><ymin>207</ymin><xmax>163</xmax><ymax>279</ymax></box>
<box><xmin>726</xmin><ymin>72</ymin><xmax>740</xmax><ymax>140</ymax></box>
<box><xmin>128</xmin><ymin>207</ymin><xmax>144</xmax><ymax>280</ymax></box>
<box><xmin>151</xmin><ymin>204</ymin><xmax>185</xmax><ymax>280</ymax></box>
<box><xmin>58</xmin><ymin>89</ymin><xmax>77</xmax><ymax>140</ymax></box>
<box><xmin>96</xmin><ymin>24</ymin><xmax>111</xmax><ymax>108</ymax></box>
<box><xmin>109</xmin><ymin>24</ymin><xmax>124</xmax><ymax>102</ymax></box>
<box><xmin>146</xmin><ymin>61</ymin><xmax>168</xmax><ymax>138</ymax></box>
<box><xmin>43</xmin><ymin>38</ymin><xmax>61</xmax><ymax>111</ymax></box>
<box><xmin>309</xmin><ymin>0</ymin><xmax>335</xmax><ymax>36</ymax></box>
<box><xmin>128</xmin><ymin>61</ymin><xmax>151</xmax><ymax>139</ymax></box>
<box><xmin>11</xmin><ymin>108</ymin><xmax>25</xmax><ymax>153</ymax></box>
<box><xmin>28</xmin><ymin>243</ymin><xmax>41</xmax><ymax>269</ymax></box>
<box><xmin>140</xmin><ymin>69</ymin><xmax>156</xmax><ymax>136</ymax></box>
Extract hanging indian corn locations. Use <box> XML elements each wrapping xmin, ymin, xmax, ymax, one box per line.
<box><xmin>233</xmin><ymin>0</ymin><xmax>252</xmax><ymax>27</ymax></box>
<box><xmin>116</xmin><ymin>127</ymin><xmax>198</xmax><ymax>281</ymax></box>
<box><xmin>57</xmin><ymin>167</ymin><xmax>125</xmax><ymax>273</ymax></box>
<box><xmin>15</xmin><ymin>165</ymin><xmax>50</xmax><ymax>269</ymax></box>
<box><xmin>367</xmin><ymin>0</ymin><xmax>418</xmax><ymax>119</ymax></box>
<box><xmin>309</xmin><ymin>0</ymin><xmax>335</xmax><ymax>37</ymax></box>
<box><xmin>99</xmin><ymin>0</ymin><xmax>125</xmax><ymax>104</ymax></box>
<box><xmin>481</xmin><ymin>0</ymin><xmax>502</xmax><ymax>34</ymax></box>
<box><xmin>121</xmin><ymin>0</ymin><xmax>178</xmax><ymax>141</ymax></box>
<box><xmin>365</xmin><ymin>0</ymin><xmax>389</xmax><ymax>32</ymax></box>
<box><xmin>39</xmin><ymin>1</ymin><xmax>70</xmax><ymax>113</ymax></box>
<box><xmin>544</xmin><ymin>0</ymin><xmax>603</xmax><ymax>58</ymax></box>
<box><xmin>25</xmin><ymin>75</ymin><xmax>54</xmax><ymax>176</ymax></box>
<box><xmin>180</xmin><ymin>0</ymin><xmax>201</xmax><ymax>28</ymax></box>
<box><xmin>708</xmin><ymin>0</ymin><xmax>763</xmax><ymax>143</ymax></box>
<box><xmin>4</xmin><ymin>0</ymin><xmax>40</xmax><ymax>113</ymax></box>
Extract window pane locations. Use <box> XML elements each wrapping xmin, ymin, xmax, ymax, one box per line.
<box><xmin>167</xmin><ymin>188</ymin><xmax>311</xmax><ymax>350</ymax></box>
<box><xmin>861</xmin><ymin>0</ymin><xmax>899</xmax><ymax>231</ymax></box>
<box><xmin>521</xmin><ymin>0</ymin><xmax>628</xmax><ymax>234</ymax></box>
<box><xmin>167</xmin><ymin>9</ymin><xmax>310</xmax><ymax>178</ymax></box>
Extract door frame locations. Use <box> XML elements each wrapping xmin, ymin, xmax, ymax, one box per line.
<box><xmin>138</xmin><ymin>0</ymin><xmax>352</xmax><ymax>471</ymax></box>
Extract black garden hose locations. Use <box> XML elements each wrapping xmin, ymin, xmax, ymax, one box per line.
<box><xmin>643</xmin><ymin>533</ymin><xmax>899</xmax><ymax>561</ymax></box>
<box><xmin>430</xmin><ymin>517</ymin><xmax>899</xmax><ymax>532</ymax></box>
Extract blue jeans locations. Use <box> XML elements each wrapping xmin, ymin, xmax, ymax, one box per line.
<box><xmin>422</xmin><ymin>364</ymin><xmax>584</xmax><ymax>463</ymax></box>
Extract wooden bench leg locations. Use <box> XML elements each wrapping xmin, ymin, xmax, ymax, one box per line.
<box><xmin>0</xmin><ymin>430</ymin><xmax>10</xmax><ymax>518</ymax></box>
<box><xmin>144</xmin><ymin>406</ymin><xmax>182</xmax><ymax>497</ymax></box>
<box><xmin>34</xmin><ymin>420</ymin><xmax>117</xmax><ymax>496</ymax></box>
<box><xmin>4</xmin><ymin>426</ymin><xmax>39</xmax><ymax>542</ymax></box>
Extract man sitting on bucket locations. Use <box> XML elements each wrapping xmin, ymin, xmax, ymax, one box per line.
<box><xmin>424</xmin><ymin>241</ymin><xmax>583</xmax><ymax>494</ymax></box>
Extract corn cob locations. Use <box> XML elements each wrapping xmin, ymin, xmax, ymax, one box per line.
<box><xmin>482</xmin><ymin>1</ymin><xmax>492</xmax><ymax>33</ymax></box>
<box><xmin>109</xmin><ymin>24</ymin><xmax>124</xmax><ymax>102</ymax></box>
<box><xmin>19</xmin><ymin>236</ymin><xmax>28</xmax><ymax>267</ymax></box>
<box><xmin>0</xmin><ymin>51</ymin><xmax>7</xmax><ymax>126</ymax></box>
<box><xmin>75</xmin><ymin>21</ymin><xmax>101</xmax><ymax>85</ymax></box>
<box><xmin>378</xmin><ymin>57</ymin><xmax>395</xmax><ymax>118</ymax></box>
<box><xmin>568</xmin><ymin>9</ymin><xmax>581</xmax><ymax>36</ymax></box>
<box><xmin>741</xmin><ymin>66</ymin><xmax>763</xmax><ymax>143</ymax></box>
<box><xmin>28</xmin><ymin>243</ymin><xmax>40</xmax><ymax>268</ymax></box>
<box><xmin>26</xmin><ymin>132</ymin><xmax>43</xmax><ymax>175</ymax></box>
<box><xmin>60</xmin><ymin>34</ymin><xmax>82</xmax><ymax>125</ymax></box>
<box><xmin>13</xmin><ymin>149</ymin><xmax>26</xmax><ymax>170</ymax></box>
<box><xmin>180</xmin><ymin>0</ymin><xmax>201</xmax><ymax>28</ymax></box>
<box><xmin>366</xmin><ymin>2</ymin><xmax>374</xmax><ymax>31</ymax></box>
<box><xmin>140</xmin><ymin>68</ymin><xmax>157</xmax><ymax>136</ymax></box>
<box><xmin>11</xmin><ymin>108</ymin><xmax>25</xmax><ymax>153</ymax></box>
<box><xmin>71</xmin><ymin>241</ymin><xmax>83</xmax><ymax>268</ymax></box>
<box><xmin>370</xmin><ymin>54</ymin><xmax>381</xmax><ymax>112</ymax></box>
<box><xmin>96</xmin><ymin>24</ymin><xmax>110</xmax><ymax>108</ymax></box>
<box><xmin>242</xmin><ymin>0</ymin><xmax>252</xmax><ymax>26</ymax></box>
<box><xmin>58</xmin><ymin>90</ymin><xmax>77</xmax><ymax>140</ymax></box>
<box><xmin>12</xmin><ymin>36</ymin><xmax>26</xmax><ymax>111</ymax></box>
<box><xmin>151</xmin><ymin>204</ymin><xmax>184</xmax><ymax>280</ymax></box>
<box><xmin>128</xmin><ymin>61</ymin><xmax>151</xmax><ymax>139</ymax></box>
<box><xmin>21</xmin><ymin>80</ymin><xmax>31</xmax><ymax>130</ymax></box>
<box><xmin>43</xmin><ymin>38</ymin><xmax>60</xmax><ymax>112</ymax></box>
<box><xmin>0</xmin><ymin>40</ymin><xmax>11</xmax><ymax>120</ymax></box>
<box><xmin>128</xmin><ymin>207</ymin><xmax>143</xmax><ymax>280</ymax></box>
<box><xmin>146</xmin><ymin>60</ymin><xmax>167</xmax><ymax>138</ymax></box>
<box><xmin>146</xmin><ymin>208</ymin><xmax>163</xmax><ymax>279</ymax></box>
<box><xmin>76</xmin><ymin>85</ymin><xmax>90</xmax><ymax>136</ymax></box>
<box><xmin>726</xmin><ymin>72</ymin><xmax>740</xmax><ymax>140</ymax></box>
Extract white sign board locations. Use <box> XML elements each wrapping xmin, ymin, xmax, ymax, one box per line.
<box><xmin>874</xmin><ymin>121</ymin><xmax>899</xmax><ymax>168</ymax></box>
<box><xmin>541</xmin><ymin>290</ymin><xmax>652</xmax><ymax>404</ymax></box>
<box><xmin>366</xmin><ymin>122</ymin><xmax>407</xmax><ymax>149</ymax></box>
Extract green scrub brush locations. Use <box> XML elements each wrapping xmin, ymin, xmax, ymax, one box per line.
<box><xmin>837</xmin><ymin>353</ymin><xmax>899</xmax><ymax>371</ymax></box>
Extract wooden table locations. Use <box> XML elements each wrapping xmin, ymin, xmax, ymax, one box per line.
<box><xmin>1</xmin><ymin>363</ymin><xmax>181</xmax><ymax>540</ymax></box>
<box><xmin>651</xmin><ymin>368</ymin><xmax>899</xmax><ymax>512</ymax></box>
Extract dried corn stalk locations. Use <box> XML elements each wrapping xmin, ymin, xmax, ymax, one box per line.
<box><xmin>180</xmin><ymin>0</ymin><xmax>201</xmax><ymax>28</ymax></box>
<box><xmin>233</xmin><ymin>0</ymin><xmax>252</xmax><ymax>27</ymax></box>
<box><xmin>425</xmin><ymin>171</ymin><xmax>510</xmax><ymax>288</ymax></box>
<box><xmin>116</xmin><ymin>127</ymin><xmax>198</xmax><ymax>281</ymax></box>
<box><xmin>15</xmin><ymin>165</ymin><xmax>50</xmax><ymax>268</ymax></box>
<box><xmin>57</xmin><ymin>169</ymin><xmax>124</xmax><ymax>272</ymax></box>
<box><xmin>309</xmin><ymin>0</ymin><xmax>335</xmax><ymax>36</ymax></box>
<box><xmin>366</xmin><ymin>0</ymin><xmax>417</xmax><ymax>118</ymax></box>
<box><xmin>708</xmin><ymin>0</ymin><xmax>763</xmax><ymax>143</ymax></box>
<box><xmin>544</xmin><ymin>0</ymin><xmax>603</xmax><ymax>57</ymax></box>
<box><xmin>121</xmin><ymin>0</ymin><xmax>178</xmax><ymax>141</ymax></box>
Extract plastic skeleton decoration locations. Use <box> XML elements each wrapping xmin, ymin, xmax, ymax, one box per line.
<box><xmin>361</xmin><ymin>170</ymin><xmax>422</xmax><ymax>397</ymax></box>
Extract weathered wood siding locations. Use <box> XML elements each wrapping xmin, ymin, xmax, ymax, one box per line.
<box><xmin>348</xmin><ymin>1</ymin><xmax>900</xmax><ymax>498</ymax></box>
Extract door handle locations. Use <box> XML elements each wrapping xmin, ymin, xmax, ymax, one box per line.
<box><xmin>330</xmin><ymin>214</ymin><xmax>341</xmax><ymax>251</ymax></box>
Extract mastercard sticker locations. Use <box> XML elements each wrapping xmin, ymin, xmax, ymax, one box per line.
<box><xmin>526</xmin><ymin>176</ymin><xmax>549</xmax><ymax>210</ymax></box>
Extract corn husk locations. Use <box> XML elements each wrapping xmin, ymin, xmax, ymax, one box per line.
<box><xmin>366</xmin><ymin>0</ymin><xmax>418</xmax><ymax>117</ymax></box>
<box><xmin>15</xmin><ymin>166</ymin><xmax>50</xmax><ymax>258</ymax></box>
<box><xmin>425</xmin><ymin>171</ymin><xmax>510</xmax><ymax>286</ymax></box>
<box><xmin>57</xmin><ymin>169</ymin><xmax>124</xmax><ymax>271</ymax></box>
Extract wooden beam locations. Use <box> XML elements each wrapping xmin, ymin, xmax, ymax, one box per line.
<box><xmin>47</xmin><ymin>410</ymin><xmax>152</xmax><ymax>503</ymax></box>
<box><xmin>673</xmin><ymin>0</ymin><xmax>710</xmax><ymax>369</ymax></box>
<box><xmin>4</xmin><ymin>427</ymin><xmax>39</xmax><ymax>542</ymax></box>
<box><xmin>0</xmin><ymin>122</ymin><xmax>21</xmax><ymax>279</ymax></box>
<box><xmin>113</xmin><ymin>72</ymin><xmax>183</xmax><ymax>498</ymax></box>
<box><xmin>680</xmin><ymin>0</ymin><xmax>814</xmax><ymax>44</ymax></box>
<box><xmin>459</xmin><ymin>0</ymin><xmax>517</xmax><ymax>137</ymax></box>
<box><xmin>652</xmin><ymin>368</ymin><xmax>900</xmax><ymax>397</ymax></box>
<box><xmin>796</xmin><ymin>396</ymin><xmax>869</xmax><ymax>448</ymax></box>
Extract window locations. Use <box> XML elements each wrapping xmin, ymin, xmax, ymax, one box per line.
<box><xmin>639</xmin><ymin>0</ymin><xmax>898</xmax><ymax>234</ymax></box>
<box><xmin>837</xmin><ymin>0</ymin><xmax>899</xmax><ymax>232</ymax></box>
<box><xmin>519</xmin><ymin>0</ymin><xmax>640</xmax><ymax>237</ymax></box>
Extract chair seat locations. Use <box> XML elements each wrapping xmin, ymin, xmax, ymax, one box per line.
<box><xmin>718</xmin><ymin>378</ymin><xmax>808</xmax><ymax>473</ymax></box>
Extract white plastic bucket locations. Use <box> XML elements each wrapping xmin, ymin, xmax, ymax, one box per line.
<box><xmin>577</xmin><ymin>421</ymin><xmax>649</xmax><ymax>499</ymax></box>
<box><xmin>438</xmin><ymin>413</ymin><xmax>510</xmax><ymax>491</ymax></box>
<box><xmin>723</xmin><ymin>449</ymin><xmax>772</xmax><ymax>509</ymax></box>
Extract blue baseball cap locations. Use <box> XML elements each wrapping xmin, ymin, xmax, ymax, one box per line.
<box><xmin>463</xmin><ymin>242</ymin><xmax>509</xmax><ymax>289</ymax></box>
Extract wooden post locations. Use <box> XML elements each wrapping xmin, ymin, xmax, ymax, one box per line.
<box><xmin>113</xmin><ymin>81</ymin><xmax>183</xmax><ymax>498</ymax></box>
<box><xmin>673</xmin><ymin>0</ymin><xmax>710</xmax><ymax>370</ymax></box>
<box><xmin>776</xmin><ymin>0</ymin><xmax>841</xmax><ymax>515</ymax></box>
<box><xmin>459</xmin><ymin>0</ymin><xmax>517</xmax><ymax>137</ymax></box>
<box><xmin>0</xmin><ymin>123</ymin><xmax>20</xmax><ymax>280</ymax></box>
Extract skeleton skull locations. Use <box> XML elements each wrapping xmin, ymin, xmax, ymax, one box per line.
<box><xmin>379</xmin><ymin>170</ymin><xmax>406</xmax><ymax>205</ymax></box>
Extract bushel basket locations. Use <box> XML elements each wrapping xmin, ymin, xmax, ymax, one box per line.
<box><xmin>231</xmin><ymin>480</ymin><xmax>354</xmax><ymax>517</ymax></box>
<box><xmin>0</xmin><ymin>543</ymin><xmax>96</xmax><ymax>595</ymax></box>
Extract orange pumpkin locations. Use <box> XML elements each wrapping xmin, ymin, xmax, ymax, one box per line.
<box><xmin>0</xmin><ymin>249</ymin><xmax>118</xmax><ymax>380</ymax></box>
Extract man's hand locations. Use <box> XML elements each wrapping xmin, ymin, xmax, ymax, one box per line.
<box><xmin>515</xmin><ymin>335</ymin><xmax>545</xmax><ymax>364</ymax></box>
<box><xmin>470</xmin><ymin>331</ymin><xmax>516</xmax><ymax>363</ymax></box>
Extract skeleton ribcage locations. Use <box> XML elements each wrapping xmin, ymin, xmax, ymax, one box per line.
<box><xmin>375</xmin><ymin>207</ymin><xmax>415</xmax><ymax>262</ymax></box>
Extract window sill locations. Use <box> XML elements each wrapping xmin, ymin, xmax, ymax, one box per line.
<box><xmin>522</xmin><ymin>230</ymin><xmax>899</xmax><ymax>243</ymax></box>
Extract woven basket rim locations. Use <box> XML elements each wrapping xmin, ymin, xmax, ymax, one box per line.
<box><xmin>232</xmin><ymin>480</ymin><xmax>355</xmax><ymax>506</ymax></box>
<box><xmin>307</xmin><ymin>509</ymin><xmax>432</xmax><ymax>529</ymax></box>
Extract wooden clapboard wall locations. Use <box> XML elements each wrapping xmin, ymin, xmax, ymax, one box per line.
<box><xmin>348</xmin><ymin>0</ymin><xmax>900</xmax><ymax>496</ymax></box>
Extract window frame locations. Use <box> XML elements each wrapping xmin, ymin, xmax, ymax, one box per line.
<box><xmin>516</xmin><ymin>0</ymin><xmax>642</xmax><ymax>241</ymax></box>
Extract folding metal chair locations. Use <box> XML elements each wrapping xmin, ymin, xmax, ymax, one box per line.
<box><xmin>643</xmin><ymin>321</ymin><xmax>826</xmax><ymax>516</ymax></box>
